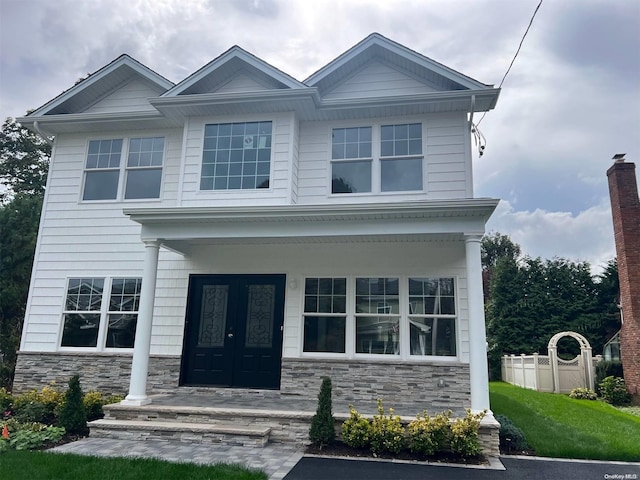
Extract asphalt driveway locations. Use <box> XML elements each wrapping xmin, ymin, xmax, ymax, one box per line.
<box><xmin>284</xmin><ymin>456</ymin><xmax>640</xmax><ymax>480</ymax></box>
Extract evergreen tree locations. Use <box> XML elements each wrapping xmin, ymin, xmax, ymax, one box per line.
<box><xmin>57</xmin><ymin>375</ymin><xmax>87</xmax><ymax>434</ymax></box>
<box><xmin>309</xmin><ymin>377</ymin><xmax>335</xmax><ymax>448</ymax></box>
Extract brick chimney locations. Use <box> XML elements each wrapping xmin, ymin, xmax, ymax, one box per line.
<box><xmin>607</xmin><ymin>154</ymin><xmax>640</xmax><ymax>402</ymax></box>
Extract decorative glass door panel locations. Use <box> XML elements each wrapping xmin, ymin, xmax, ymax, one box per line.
<box><xmin>182</xmin><ymin>275</ymin><xmax>285</xmax><ymax>389</ymax></box>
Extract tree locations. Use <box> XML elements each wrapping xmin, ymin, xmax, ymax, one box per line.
<box><xmin>57</xmin><ymin>374</ymin><xmax>87</xmax><ymax>434</ymax></box>
<box><xmin>309</xmin><ymin>377</ymin><xmax>335</xmax><ymax>448</ymax></box>
<box><xmin>481</xmin><ymin>232</ymin><xmax>521</xmax><ymax>301</ymax></box>
<box><xmin>0</xmin><ymin>117</ymin><xmax>50</xmax><ymax>389</ymax></box>
<box><xmin>0</xmin><ymin>117</ymin><xmax>50</xmax><ymax>202</ymax></box>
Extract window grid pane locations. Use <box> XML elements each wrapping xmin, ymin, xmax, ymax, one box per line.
<box><xmin>201</xmin><ymin>122</ymin><xmax>272</xmax><ymax>190</ymax></box>
<box><xmin>380</xmin><ymin>123</ymin><xmax>422</xmax><ymax>157</ymax></box>
<box><xmin>355</xmin><ymin>277</ymin><xmax>399</xmax><ymax>314</ymax></box>
<box><xmin>128</xmin><ymin>137</ymin><xmax>164</xmax><ymax>167</ymax></box>
<box><xmin>332</xmin><ymin>127</ymin><xmax>372</xmax><ymax>160</ymax></box>
<box><xmin>304</xmin><ymin>278</ymin><xmax>347</xmax><ymax>314</ymax></box>
<box><xmin>86</xmin><ymin>140</ymin><xmax>122</xmax><ymax>169</ymax></box>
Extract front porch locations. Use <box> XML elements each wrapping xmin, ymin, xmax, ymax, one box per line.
<box><xmin>91</xmin><ymin>387</ymin><xmax>500</xmax><ymax>457</ymax></box>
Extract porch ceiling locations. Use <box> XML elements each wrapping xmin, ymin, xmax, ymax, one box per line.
<box><xmin>124</xmin><ymin>199</ymin><xmax>499</xmax><ymax>255</ymax></box>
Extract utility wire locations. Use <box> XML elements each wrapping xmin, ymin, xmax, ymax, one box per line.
<box><xmin>473</xmin><ymin>0</ymin><xmax>543</xmax><ymax>156</ymax></box>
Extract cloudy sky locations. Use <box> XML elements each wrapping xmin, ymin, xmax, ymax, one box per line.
<box><xmin>1</xmin><ymin>0</ymin><xmax>638</xmax><ymax>274</ymax></box>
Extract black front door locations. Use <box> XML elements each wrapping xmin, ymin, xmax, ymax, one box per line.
<box><xmin>181</xmin><ymin>274</ymin><xmax>285</xmax><ymax>389</ymax></box>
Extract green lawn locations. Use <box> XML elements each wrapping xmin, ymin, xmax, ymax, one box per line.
<box><xmin>490</xmin><ymin>381</ymin><xmax>640</xmax><ymax>461</ymax></box>
<box><xmin>0</xmin><ymin>450</ymin><xmax>267</xmax><ymax>480</ymax></box>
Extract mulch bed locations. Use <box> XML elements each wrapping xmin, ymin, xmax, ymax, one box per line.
<box><xmin>305</xmin><ymin>442</ymin><xmax>488</xmax><ymax>465</ymax></box>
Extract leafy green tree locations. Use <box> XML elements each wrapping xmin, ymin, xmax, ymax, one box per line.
<box><xmin>0</xmin><ymin>117</ymin><xmax>50</xmax><ymax>389</ymax></box>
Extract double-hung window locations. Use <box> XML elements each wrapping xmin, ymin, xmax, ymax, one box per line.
<box><xmin>408</xmin><ymin>278</ymin><xmax>456</xmax><ymax>356</ymax></box>
<box><xmin>200</xmin><ymin>121</ymin><xmax>272</xmax><ymax>190</ymax></box>
<box><xmin>82</xmin><ymin>137</ymin><xmax>164</xmax><ymax>201</ymax></box>
<box><xmin>61</xmin><ymin>277</ymin><xmax>141</xmax><ymax>349</ymax></box>
<box><xmin>331</xmin><ymin>127</ymin><xmax>372</xmax><ymax>193</ymax></box>
<box><xmin>303</xmin><ymin>278</ymin><xmax>347</xmax><ymax>353</ymax></box>
<box><xmin>330</xmin><ymin>123</ymin><xmax>423</xmax><ymax>194</ymax></box>
<box><xmin>301</xmin><ymin>276</ymin><xmax>457</xmax><ymax>358</ymax></box>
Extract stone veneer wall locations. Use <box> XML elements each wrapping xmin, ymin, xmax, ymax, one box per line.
<box><xmin>280</xmin><ymin>358</ymin><xmax>471</xmax><ymax>411</ymax></box>
<box><xmin>12</xmin><ymin>352</ymin><xmax>181</xmax><ymax>395</ymax></box>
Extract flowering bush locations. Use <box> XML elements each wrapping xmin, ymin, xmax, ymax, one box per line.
<box><xmin>569</xmin><ymin>388</ymin><xmax>597</xmax><ymax>400</ymax></box>
<box><xmin>341</xmin><ymin>405</ymin><xmax>371</xmax><ymax>449</ymax></box>
<box><xmin>370</xmin><ymin>399</ymin><xmax>406</xmax><ymax>455</ymax></box>
<box><xmin>407</xmin><ymin>410</ymin><xmax>451</xmax><ymax>455</ymax></box>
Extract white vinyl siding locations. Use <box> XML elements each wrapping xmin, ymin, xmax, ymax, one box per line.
<box><xmin>323</xmin><ymin>61</ymin><xmax>440</xmax><ymax>100</ymax></box>
<box><xmin>179</xmin><ymin>112</ymin><xmax>294</xmax><ymax>206</ymax></box>
<box><xmin>215</xmin><ymin>73</ymin><xmax>272</xmax><ymax>94</ymax></box>
<box><xmin>297</xmin><ymin>112</ymin><xmax>471</xmax><ymax>204</ymax></box>
<box><xmin>83</xmin><ymin>78</ymin><xmax>164</xmax><ymax>114</ymax></box>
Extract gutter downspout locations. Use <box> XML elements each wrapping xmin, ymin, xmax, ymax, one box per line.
<box><xmin>33</xmin><ymin>121</ymin><xmax>53</xmax><ymax>146</ymax></box>
<box><xmin>468</xmin><ymin>94</ymin><xmax>476</xmax><ymax>130</ymax></box>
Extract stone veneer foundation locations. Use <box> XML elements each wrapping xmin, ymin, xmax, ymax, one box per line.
<box><xmin>12</xmin><ymin>352</ymin><xmax>181</xmax><ymax>395</ymax></box>
<box><xmin>280</xmin><ymin>358</ymin><xmax>471</xmax><ymax>410</ymax></box>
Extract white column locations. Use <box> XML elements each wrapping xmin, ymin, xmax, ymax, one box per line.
<box><xmin>122</xmin><ymin>240</ymin><xmax>161</xmax><ymax>406</ymax></box>
<box><xmin>465</xmin><ymin>235</ymin><xmax>491</xmax><ymax>412</ymax></box>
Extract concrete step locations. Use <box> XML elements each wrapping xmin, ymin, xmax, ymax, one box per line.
<box><xmin>89</xmin><ymin>419</ymin><xmax>271</xmax><ymax>447</ymax></box>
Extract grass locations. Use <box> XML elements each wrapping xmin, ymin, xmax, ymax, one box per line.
<box><xmin>490</xmin><ymin>381</ymin><xmax>640</xmax><ymax>461</ymax></box>
<box><xmin>0</xmin><ymin>450</ymin><xmax>267</xmax><ymax>480</ymax></box>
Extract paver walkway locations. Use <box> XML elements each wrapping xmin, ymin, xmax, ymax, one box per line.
<box><xmin>52</xmin><ymin>437</ymin><xmax>304</xmax><ymax>480</ymax></box>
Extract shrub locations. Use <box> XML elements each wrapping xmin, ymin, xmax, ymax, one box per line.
<box><xmin>341</xmin><ymin>405</ymin><xmax>371</xmax><ymax>449</ymax></box>
<box><xmin>309</xmin><ymin>377</ymin><xmax>335</xmax><ymax>448</ymax></box>
<box><xmin>83</xmin><ymin>391</ymin><xmax>104</xmax><ymax>421</ymax></box>
<box><xmin>450</xmin><ymin>409</ymin><xmax>486</xmax><ymax>457</ymax></box>
<box><xmin>12</xmin><ymin>384</ymin><xmax>63</xmax><ymax>424</ymax></box>
<box><xmin>8</xmin><ymin>425</ymin><xmax>65</xmax><ymax>450</ymax></box>
<box><xmin>569</xmin><ymin>388</ymin><xmax>597</xmax><ymax>400</ymax></box>
<box><xmin>407</xmin><ymin>410</ymin><xmax>451</xmax><ymax>456</ymax></box>
<box><xmin>370</xmin><ymin>399</ymin><xmax>406</xmax><ymax>455</ymax></box>
<box><xmin>0</xmin><ymin>387</ymin><xmax>13</xmax><ymax>413</ymax></box>
<box><xmin>595</xmin><ymin>361</ymin><xmax>623</xmax><ymax>394</ymax></box>
<box><xmin>56</xmin><ymin>375</ymin><xmax>87</xmax><ymax>434</ymax></box>
<box><xmin>599</xmin><ymin>376</ymin><xmax>631</xmax><ymax>406</ymax></box>
<box><xmin>104</xmin><ymin>394</ymin><xmax>124</xmax><ymax>406</ymax></box>
<box><xmin>495</xmin><ymin>414</ymin><xmax>530</xmax><ymax>454</ymax></box>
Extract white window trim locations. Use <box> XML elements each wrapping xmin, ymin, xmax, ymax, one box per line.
<box><xmin>197</xmin><ymin>119</ymin><xmax>276</xmax><ymax>195</ymax></box>
<box><xmin>328</xmin><ymin>122</ymin><xmax>426</xmax><ymax>197</ymax></box>
<box><xmin>80</xmin><ymin>135</ymin><xmax>165</xmax><ymax>204</ymax></box>
<box><xmin>300</xmin><ymin>275</ymin><xmax>459</xmax><ymax>362</ymax></box>
<box><xmin>58</xmin><ymin>276</ymin><xmax>141</xmax><ymax>352</ymax></box>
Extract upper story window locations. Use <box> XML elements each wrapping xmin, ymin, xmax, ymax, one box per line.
<box><xmin>125</xmin><ymin>137</ymin><xmax>164</xmax><ymax>199</ymax></box>
<box><xmin>200</xmin><ymin>121</ymin><xmax>272</xmax><ymax>191</ymax></box>
<box><xmin>82</xmin><ymin>137</ymin><xmax>164</xmax><ymax>201</ymax></box>
<box><xmin>331</xmin><ymin>123</ymin><xmax>423</xmax><ymax>194</ymax></box>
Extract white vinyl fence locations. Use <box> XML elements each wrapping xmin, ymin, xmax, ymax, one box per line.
<box><xmin>501</xmin><ymin>331</ymin><xmax>602</xmax><ymax>394</ymax></box>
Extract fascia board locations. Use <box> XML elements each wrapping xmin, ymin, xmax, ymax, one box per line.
<box><xmin>124</xmin><ymin>198</ymin><xmax>500</xmax><ymax>224</ymax></box>
<box><xmin>16</xmin><ymin>111</ymin><xmax>176</xmax><ymax>133</ymax></box>
<box><xmin>27</xmin><ymin>56</ymin><xmax>174</xmax><ymax>117</ymax></box>
<box><xmin>163</xmin><ymin>47</ymin><xmax>305</xmax><ymax>97</ymax></box>
<box><xmin>150</xmin><ymin>88</ymin><xmax>321</xmax><ymax>108</ymax></box>
<box><xmin>318</xmin><ymin>89</ymin><xmax>501</xmax><ymax>112</ymax></box>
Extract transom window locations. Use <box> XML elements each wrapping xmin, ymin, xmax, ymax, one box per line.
<box><xmin>61</xmin><ymin>277</ymin><xmax>141</xmax><ymax>349</ymax></box>
<box><xmin>302</xmin><ymin>276</ymin><xmax>457</xmax><ymax>358</ymax></box>
<box><xmin>200</xmin><ymin>121</ymin><xmax>272</xmax><ymax>190</ymax></box>
<box><xmin>331</xmin><ymin>123</ymin><xmax>423</xmax><ymax>194</ymax></box>
<box><xmin>82</xmin><ymin>137</ymin><xmax>164</xmax><ymax>201</ymax></box>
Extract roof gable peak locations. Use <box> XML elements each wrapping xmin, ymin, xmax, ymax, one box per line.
<box><xmin>162</xmin><ymin>45</ymin><xmax>306</xmax><ymax>97</ymax></box>
<box><xmin>305</xmin><ymin>32</ymin><xmax>491</xmax><ymax>94</ymax></box>
<box><xmin>28</xmin><ymin>54</ymin><xmax>174</xmax><ymax>117</ymax></box>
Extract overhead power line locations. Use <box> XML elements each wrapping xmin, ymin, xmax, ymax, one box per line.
<box><xmin>473</xmin><ymin>0</ymin><xmax>544</xmax><ymax>156</ymax></box>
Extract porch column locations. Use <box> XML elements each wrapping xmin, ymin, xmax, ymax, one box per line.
<box><xmin>465</xmin><ymin>234</ymin><xmax>491</xmax><ymax>412</ymax></box>
<box><xmin>122</xmin><ymin>239</ymin><xmax>161</xmax><ymax>406</ymax></box>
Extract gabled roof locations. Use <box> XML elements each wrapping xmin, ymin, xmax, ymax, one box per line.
<box><xmin>305</xmin><ymin>33</ymin><xmax>492</xmax><ymax>94</ymax></box>
<box><xmin>162</xmin><ymin>46</ymin><xmax>306</xmax><ymax>97</ymax></box>
<box><xmin>26</xmin><ymin>54</ymin><xmax>175</xmax><ymax>117</ymax></box>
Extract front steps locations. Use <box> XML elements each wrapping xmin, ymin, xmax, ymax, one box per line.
<box><xmin>90</xmin><ymin>401</ymin><xmax>319</xmax><ymax>447</ymax></box>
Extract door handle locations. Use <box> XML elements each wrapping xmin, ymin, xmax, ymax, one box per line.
<box><xmin>227</xmin><ymin>333</ymin><xmax>234</xmax><ymax>338</ymax></box>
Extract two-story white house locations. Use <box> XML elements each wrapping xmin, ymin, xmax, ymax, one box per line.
<box><xmin>15</xmin><ymin>33</ymin><xmax>500</xmax><ymax>416</ymax></box>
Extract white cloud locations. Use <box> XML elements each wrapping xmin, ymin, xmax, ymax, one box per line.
<box><xmin>486</xmin><ymin>199</ymin><xmax>616</xmax><ymax>274</ymax></box>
